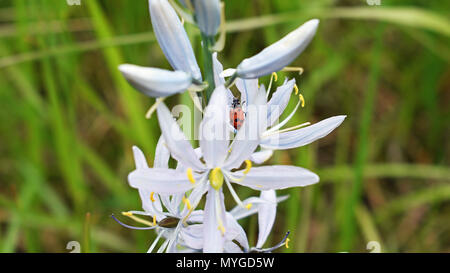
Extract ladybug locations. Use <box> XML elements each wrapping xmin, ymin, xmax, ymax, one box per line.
<box><xmin>230</xmin><ymin>98</ymin><xmax>245</xmax><ymax>130</ymax></box>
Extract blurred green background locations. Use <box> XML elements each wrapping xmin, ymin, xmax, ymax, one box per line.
<box><xmin>0</xmin><ymin>0</ymin><xmax>449</xmax><ymax>253</ymax></box>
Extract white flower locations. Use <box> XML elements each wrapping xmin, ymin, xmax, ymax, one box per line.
<box><xmin>113</xmin><ymin>140</ymin><xmax>207</xmax><ymax>253</ymax></box>
<box><xmin>215</xmin><ymin>54</ymin><xmax>346</xmax><ymax>159</ymax></box>
<box><xmin>227</xmin><ymin>190</ymin><xmax>291</xmax><ymax>253</ymax></box>
<box><xmin>128</xmin><ymin>85</ymin><xmax>319</xmax><ymax>252</ymax></box>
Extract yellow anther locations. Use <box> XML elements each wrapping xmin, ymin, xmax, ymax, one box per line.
<box><xmin>244</xmin><ymin>160</ymin><xmax>252</xmax><ymax>174</ymax></box>
<box><xmin>228</xmin><ymin>148</ymin><xmax>232</xmax><ymax>153</ymax></box>
<box><xmin>294</xmin><ymin>84</ymin><xmax>299</xmax><ymax>95</ymax></box>
<box><xmin>187</xmin><ymin>168</ymin><xmax>196</xmax><ymax>185</ymax></box>
<box><xmin>245</xmin><ymin>203</ymin><xmax>253</xmax><ymax>210</ymax></box>
<box><xmin>285</xmin><ymin>238</ymin><xmax>290</xmax><ymax>249</ymax></box>
<box><xmin>282</xmin><ymin>66</ymin><xmax>304</xmax><ymax>75</ymax></box>
<box><xmin>150</xmin><ymin>192</ymin><xmax>155</xmax><ymax>202</ymax></box>
<box><xmin>122</xmin><ymin>211</ymin><xmax>133</xmax><ymax>217</ymax></box>
<box><xmin>182</xmin><ymin>196</ymin><xmax>192</xmax><ymax>210</ymax></box>
<box><xmin>299</xmin><ymin>94</ymin><xmax>305</xmax><ymax>108</ymax></box>
<box><xmin>152</xmin><ymin>215</ymin><xmax>157</xmax><ymax>226</ymax></box>
<box><xmin>210</xmin><ymin>168</ymin><xmax>224</xmax><ymax>190</ymax></box>
<box><xmin>218</xmin><ymin>224</ymin><xmax>226</xmax><ymax>235</ymax></box>
<box><xmin>271</xmin><ymin>72</ymin><xmax>278</xmax><ymax>82</ymax></box>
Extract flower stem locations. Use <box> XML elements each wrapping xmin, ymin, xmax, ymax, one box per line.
<box><xmin>201</xmin><ymin>34</ymin><xmax>216</xmax><ymax>103</ymax></box>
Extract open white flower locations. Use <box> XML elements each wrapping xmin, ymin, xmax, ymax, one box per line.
<box><xmin>113</xmin><ymin>139</ymin><xmax>207</xmax><ymax>253</ymax></box>
<box><xmin>128</xmin><ymin>85</ymin><xmax>320</xmax><ymax>252</ymax></box>
<box><xmin>226</xmin><ymin>190</ymin><xmax>291</xmax><ymax>253</ymax></box>
<box><xmin>215</xmin><ymin>54</ymin><xmax>346</xmax><ymax>163</ymax></box>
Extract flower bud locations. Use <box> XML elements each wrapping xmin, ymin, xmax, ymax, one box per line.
<box><xmin>236</xmin><ymin>19</ymin><xmax>319</xmax><ymax>79</ymax></box>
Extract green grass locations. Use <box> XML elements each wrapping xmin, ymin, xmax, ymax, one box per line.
<box><xmin>0</xmin><ymin>0</ymin><xmax>449</xmax><ymax>253</ymax></box>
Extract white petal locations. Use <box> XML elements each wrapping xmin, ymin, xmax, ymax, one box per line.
<box><xmin>149</xmin><ymin>0</ymin><xmax>202</xmax><ymax>81</ymax></box>
<box><xmin>200</xmin><ymin>85</ymin><xmax>230</xmax><ymax>168</ymax></box>
<box><xmin>232</xmin><ymin>165</ymin><xmax>319</xmax><ymax>191</ymax></box>
<box><xmin>157</xmin><ymin>103</ymin><xmax>206</xmax><ymax>171</ymax></box>
<box><xmin>119</xmin><ymin>65</ymin><xmax>192</xmax><ymax>98</ymax></box>
<box><xmin>235</xmin><ymin>78</ymin><xmax>258</xmax><ymax>106</ymax></box>
<box><xmin>230</xmin><ymin>195</ymin><xmax>288</xmax><ymax>220</ymax></box>
<box><xmin>250</xmin><ymin>149</ymin><xmax>273</xmax><ymax>164</ymax></box>
<box><xmin>203</xmin><ymin>188</ymin><xmax>226</xmax><ymax>253</ymax></box>
<box><xmin>213</xmin><ymin>53</ymin><xmax>235</xmax><ymax>105</ymax></box>
<box><xmin>224</xmin><ymin>242</ymin><xmax>244</xmax><ymax>253</ymax></box>
<box><xmin>236</xmin><ymin>19</ymin><xmax>319</xmax><ymax>79</ymax></box>
<box><xmin>256</xmin><ymin>190</ymin><xmax>277</xmax><ymax>248</ymax></box>
<box><xmin>267</xmin><ymin>78</ymin><xmax>295</xmax><ymax>127</ymax></box>
<box><xmin>128</xmin><ymin>168</ymin><xmax>195</xmax><ymax>194</ymax></box>
<box><xmin>225</xmin><ymin>213</ymin><xmax>249</xmax><ymax>251</ymax></box>
<box><xmin>221</xmin><ymin>68</ymin><xmax>237</xmax><ymax>78</ymax></box>
<box><xmin>261</xmin><ymin>115</ymin><xmax>346</xmax><ymax>150</ymax></box>
<box><xmin>154</xmin><ymin>136</ymin><xmax>170</xmax><ymax>168</ymax></box>
<box><xmin>138</xmin><ymin>189</ymin><xmax>164</xmax><ymax>219</ymax></box>
<box><xmin>224</xmin><ymin>90</ymin><xmax>267</xmax><ymax>169</ymax></box>
<box><xmin>180</xmin><ymin>224</ymin><xmax>203</xmax><ymax>250</ymax></box>
<box><xmin>132</xmin><ymin>146</ymin><xmax>149</xmax><ymax>170</ymax></box>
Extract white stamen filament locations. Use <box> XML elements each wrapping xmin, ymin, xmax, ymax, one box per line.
<box><xmin>264</xmin><ymin>98</ymin><xmax>301</xmax><ymax>135</ymax></box>
<box><xmin>148</xmin><ymin>229</ymin><xmax>165</xmax><ymax>253</ymax></box>
<box><xmin>266</xmin><ymin>72</ymin><xmax>278</xmax><ymax>100</ymax></box>
<box><xmin>282</xmin><ymin>66</ymin><xmax>304</xmax><ymax>75</ymax></box>
<box><xmin>263</xmin><ymin>122</ymin><xmax>311</xmax><ymax>137</ymax></box>
<box><xmin>215</xmin><ymin>190</ymin><xmax>225</xmax><ymax>235</ymax></box>
<box><xmin>145</xmin><ymin>97</ymin><xmax>166</xmax><ymax>119</ymax></box>
<box><xmin>224</xmin><ymin>175</ymin><xmax>246</xmax><ymax>208</ymax></box>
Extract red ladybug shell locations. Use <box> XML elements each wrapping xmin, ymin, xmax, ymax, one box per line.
<box><xmin>230</xmin><ymin>106</ymin><xmax>245</xmax><ymax>130</ymax></box>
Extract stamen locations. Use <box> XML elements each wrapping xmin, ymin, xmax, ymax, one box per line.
<box><xmin>148</xmin><ymin>230</ymin><xmax>165</xmax><ymax>253</ymax></box>
<box><xmin>299</xmin><ymin>94</ymin><xmax>305</xmax><ymax>108</ymax></box>
<box><xmin>122</xmin><ymin>211</ymin><xmax>155</xmax><ymax>227</ymax></box>
<box><xmin>282</xmin><ymin>66</ymin><xmax>304</xmax><ymax>75</ymax></box>
<box><xmin>272</xmin><ymin>72</ymin><xmax>278</xmax><ymax>82</ymax></box>
<box><xmin>188</xmin><ymin>90</ymin><xmax>204</xmax><ymax>113</ymax></box>
<box><xmin>244</xmin><ymin>160</ymin><xmax>252</xmax><ymax>174</ymax></box>
<box><xmin>111</xmin><ymin>214</ymin><xmax>156</xmax><ymax>230</ymax></box>
<box><xmin>224</xmin><ymin>175</ymin><xmax>246</xmax><ymax>208</ymax></box>
<box><xmin>264</xmin><ymin>99</ymin><xmax>301</xmax><ymax>135</ymax></box>
<box><xmin>215</xmin><ymin>190</ymin><xmax>226</xmax><ymax>236</ymax></box>
<box><xmin>153</xmin><ymin>215</ymin><xmax>157</xmax><ymax>226</ymax></box>
<box><xmin>187</xmin><ymin>168</ymin><xmax>196</xmax><ymax>185</ymax></box>
<box><xmin>294</xmin><ymin>84</ymin><xmax>299</xmax><ymax>95</ymax></box>
<box><xmin>267</xmin><ymin>72</ymin><xmax>278</xmax><ymax>98</ymax></box>
<box><xmin>245</xmin><ymin>203</ymin><xmax>253</xmax><ymax>210</ymax></box>
<box><xmin>145</xmin><ymin>97</ymin><xmax>166</xmax><ymax>119</ymax></box>
<box><xmin>218</xmin><ymin>224</ymin><xmax>226</xmax><ymax>235</ymax></box>
<box><xmin>182</xmin><ymin>196</ymin><xmax>192</xmax><ymax>210</ymax></box>
<box><xmin>150</xmin><ymin>192</ymin><xmax>155</xmax><ymax>202</ymax></box>
<box><xmin>249</xmin><ymin>231</ymin><xmax>291</xmax><ymax>253</ymax></box>
<box><xmin>265</xmin><ymin>122</ymin><xmax>311</xmax><ymax>137</ymax></box>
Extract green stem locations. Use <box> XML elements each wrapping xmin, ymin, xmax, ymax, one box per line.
<box><xmin>201</xmin><ymin>34</ymin><xmax>216</xmax><ymax>103</ymax></box>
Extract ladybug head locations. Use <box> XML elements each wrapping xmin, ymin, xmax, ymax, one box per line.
<box><xmin>231</xmin><ymin>98</ymin><xmax>241</xmax><ymax>108</ymax></box>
